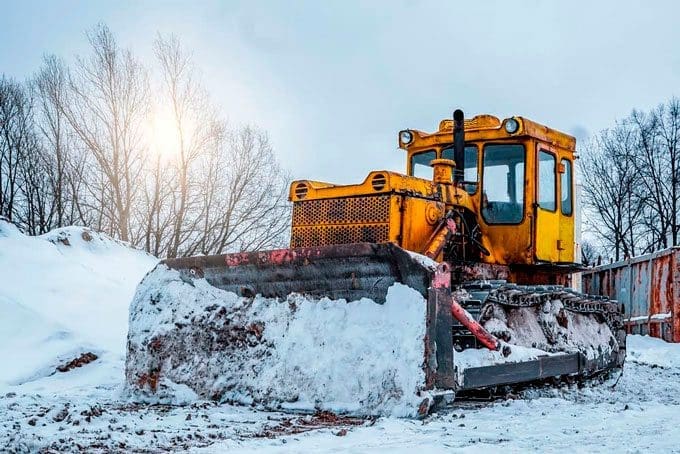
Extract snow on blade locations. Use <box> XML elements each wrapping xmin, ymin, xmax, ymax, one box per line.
<box><xmin>454</xmin><ymin>343</ymin><xmax>551</xmax><ymax>371</ymax></box>
<box><xmin>125</xmin><ymin>264</ymin><xmax>430</xmax><ymax>417</ymax></box>
<box><xmin>405</xmin><ymin>250</ymin><xmax>439</xmax><ymax>270</ymax></box>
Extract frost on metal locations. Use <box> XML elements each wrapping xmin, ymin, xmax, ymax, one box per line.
<box><xmin>125</xmin><ymin>265</ymin><xmax>429</xmax><ymax>417</ymax></box>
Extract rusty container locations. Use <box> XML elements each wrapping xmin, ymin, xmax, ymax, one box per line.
<box><xmin>581</xmin><ymin>247</ymin><xmax>680</xmax><ymax>342</ymax></box>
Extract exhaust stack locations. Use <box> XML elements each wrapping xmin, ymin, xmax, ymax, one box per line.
<box><xmin>453</xmin><ymin>109</ymin><xmax>465</xmax><ymax>184</ymax></box>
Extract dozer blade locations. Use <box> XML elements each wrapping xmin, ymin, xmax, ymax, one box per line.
<box><xmin>126</xmin><ymin>242</ymin><xmax>451</xmax><ymax>417</ymax></box>
<box><xmin>162</xmin><ymin>242</ymin><xmax>434</xmax><ymax>303</ymax></box>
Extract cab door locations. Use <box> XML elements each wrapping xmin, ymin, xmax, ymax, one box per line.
<box><xmin>534</xmin><ymin>146</ymin><xmax>560</xmax><ymax>262</ymax></box>
<box><xmin>557</xmin><ymin>157</ymin><xmax>575</xmax><ymax>263</ymax></box>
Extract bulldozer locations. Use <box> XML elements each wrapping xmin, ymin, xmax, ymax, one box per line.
<box><xmin>126</xmin><ymin>110</ymin><xmax>625</xmax><ymax>415</ymax></box>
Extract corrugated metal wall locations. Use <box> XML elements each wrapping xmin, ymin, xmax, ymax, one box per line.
<box><xmin>581</xmin><ymin>247</ymin><xmax>680</xmax><ymax>342</ymax></box>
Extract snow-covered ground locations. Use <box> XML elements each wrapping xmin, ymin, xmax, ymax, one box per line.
<box><xmin>2</xmin><ymin>220</ymin><xmax>680</xmax><ymax>452</ymax></box>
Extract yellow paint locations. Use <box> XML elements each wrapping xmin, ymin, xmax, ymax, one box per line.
<box><xmin>288</xmin><ymin>114</ymin><xmax>577</xmax><ymax>267</ymax></box>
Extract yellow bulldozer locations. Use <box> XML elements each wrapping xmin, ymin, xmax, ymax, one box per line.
<box><xmin>126</xmin><ymin>110</ymin><xmax>625</xmax><ymax>415</ymax></box>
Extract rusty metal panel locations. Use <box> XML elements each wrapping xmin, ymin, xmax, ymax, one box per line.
<box><xmin>630</xmin><ymin>261</ymin><xmax>649</xmax><ymax>318</ymax></box>
<box><xmin>163</xmin><ymin>242</ymin><xmax>434</xmax><ymax>304</ymax></box>
<box><xmin>673</xmin><ymin>251</ymin><xmax>680</xmax><ymax>342</ymax></box>
<box><xmin>582</xmin><ymin>247</ymin><xmax>679</xmax><ymax>342</ymax></box>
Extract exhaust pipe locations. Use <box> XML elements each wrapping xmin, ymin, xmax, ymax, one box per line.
<box><xmin>452</xmin><ymin>109</ymin><xmax>465</xmax><ymax>184</ymax></box>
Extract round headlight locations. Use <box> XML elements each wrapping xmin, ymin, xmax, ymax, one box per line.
<box><xmin>504</xmin><ymin>118</ymin><xmax>519</xmax><ymax>134</ymax></box>
<box><xmin>400</xmin><ymin>130</ymin><xmax>413</xmax><ymax>145</ymax></box>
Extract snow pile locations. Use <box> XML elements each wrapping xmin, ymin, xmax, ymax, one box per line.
<box><xmin>0</xmin><ymin>220</ymin><xmax>157</xmax><ymax>390</ymax></box>
<box><xmin>0</xmin><ymin>294</ymin><xmax>91</xmax><ymax>386</ymax></box>
<box><xmin>126</xmin><ymin>264</ymin><xmax>429</xmax><ymax>417</ymax></box>
<box><xmin>627</xmin><ymin>334</ymin><xmax>680</xmax><ymax>368</ymax></box>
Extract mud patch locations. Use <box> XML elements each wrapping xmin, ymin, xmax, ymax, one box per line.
<box><xmin>255</xmin><ymin>410</ymin><xmax>371</xmax><ymax>438</ymax></box>
<box><xmin>56</xmin><ymin>352</ymin><xmax>98</xmax><ymax>373</ymax></box>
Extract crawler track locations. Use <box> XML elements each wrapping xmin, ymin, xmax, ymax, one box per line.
<box><xmin>452</xmin><ymin>282</ymin><xmax>626</xmax><ymax>392</ymax></box>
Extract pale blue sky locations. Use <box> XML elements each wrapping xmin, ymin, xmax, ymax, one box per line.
<box><xmin>1</xmin><ymin>1</ymin><xmax>679</xmax><ymax>182</ymax></box>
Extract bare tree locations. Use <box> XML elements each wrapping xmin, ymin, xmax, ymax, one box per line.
<box><xmin>137</xmin><ymin>153</ymin><xmax>174</xmax><ymax>256</ymax></box>
<box><xmin>15</xmin><ymin>136</ymin><xmax>51</xmax><ymax>234</ymax></box>
<box><xmin>193</xmin><ymin>127</ymin><xmax>291</xmax><ymax>255</ymax></box>
<box><xmin>0</xmin><ymin>76</ymin><xmax>57</xmax><ymax>234</ymax></box>
<box><xmin>0</xmin><ymin>76</ymin><xmax>31</xmax><ymax>220</ymax></box>
<box><xmin>652</xmin><ymin>98</ymin><xmax>680</xmax><ymax>246</ymax></box>
<box><xmin>150</xmin><ymin>35</ymin><xmax>290</xmax><ymax>258</ymax></box>
<box><xmin>32</xmin><ymin>54</ymin><xmax>91</xmax><ymax>229</ymax></box>
<box><xmin>581</xmin><ymin>127</ymin><xmax>648</xmax><ymax>261</ymax></box>
<box><xmin>153</xmin><ymin>34</ymin><xmax>224</xmax><ymax>257</ymax></box>
<box><xmin>58</xmin><ymin>24</ymin><xmax>149</xmax><ymax>241</ymax></box>
<box><xmin>580</xmin><ymin>240</ymin><xmax>601</xmax><ymax>266</ymax></box>
<box><xmin>2</xmin><ymin>24</ymin><xmax>291</xmax><ymax>257</ymax></box>
<box><xmin>628</xmin><ymin>109</ymin><xmax>671</xmax><ymax>250</ymax></box>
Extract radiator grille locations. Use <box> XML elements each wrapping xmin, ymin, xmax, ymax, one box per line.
<box><xmin>291</xmin><ymin>195</ymin><xmax>391</xmax><ymax>247</ymax></box>
<box><xmin>291</xmin><ymin>224</ymin><xmax>390</xmax><ymax>247</ymax></box>
<box><xmin>292</xmin><ymin>195</ymin><xmax>390</xmax><ymax>225</ymax></box>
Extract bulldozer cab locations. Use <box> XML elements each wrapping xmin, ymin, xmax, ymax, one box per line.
<box><xmin>401</xmin><ymin>114</ymin><xmax>577</xmax><ymax>268</ymax></box>
<box><xmin>289</xmin><ymin>113</ymin><xmax>577</xmax><ymax>276</ymax></box>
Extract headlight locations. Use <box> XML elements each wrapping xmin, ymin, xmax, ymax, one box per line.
<box><xmin>399</xmin><ymin>130</ymin><xmax>413</xmax><ymax>145</ymax></box>
<box><xmin>504</xmin><ymin>118</ymin><xmax>519</xmax><ymax>134</ymax></box>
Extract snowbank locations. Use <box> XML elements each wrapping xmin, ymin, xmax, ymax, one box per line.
<box><xmin>126</xmin><ymin>264</ymin><xmax>429</xmax><ymax>417</ymax></box>
<box><xmin>627</xmin><ymin>334</ymin><xmax>680</xmax><ymax>368</ymax></box>
<box><xmin>0</xmin><ymin>294</ymin><xmax>91</xmax><ymax>386</ymax></box>
<box><xmin>0</xmin><ymin>220</ymin><xmax>157</xmax><ymax>389</ymax></box>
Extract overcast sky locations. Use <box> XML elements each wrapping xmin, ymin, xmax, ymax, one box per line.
<box><xmin>2</xmin><ymin>0</ymin><xmax>679</xmax><ymax>183</ymax></box>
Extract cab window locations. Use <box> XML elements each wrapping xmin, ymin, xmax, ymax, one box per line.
<box><xmin>561</xmin><ymin>158</ymin><xmax>573</xmax><ymax>215</ymax></box>
<box><xmin>410</xmin><ymin>150</ymin><xmax>436</xmax><ymax>179</ymax></box>
<box><xmin>442</xmin><ymin>145</ymin><xmax>479</xmax><ymax>194</ymax></box>
<box><xmin>538</xmin><ymin>150</ymin><xmax>556</xmax><ymax>211</ymax></box>
<box><xmin>482</xmin><ymin>144</ymin><xmax>525</xmax><ymax>224</ymax></box>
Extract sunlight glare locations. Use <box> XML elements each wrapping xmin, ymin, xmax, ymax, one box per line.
<box><xmin>147</xmin><ymin>105</ymin><xmax>181</xmax><ymax>161</ymax></box>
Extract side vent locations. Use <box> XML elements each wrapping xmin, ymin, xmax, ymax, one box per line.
<box><xmin>294</xmin><ymin>182</ymin><xmax>309</xmax><ymax>199</ymax></box>
<box><xmin>371</xmin><ymin>173</ymin><xmax>387</xmax><ymax>191</ymax></box>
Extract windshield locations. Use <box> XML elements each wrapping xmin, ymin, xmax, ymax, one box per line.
<box><xmin>481</xmin><ymin>144</ymin><xmax>525</xmax><ymax>224</ymax></box>
<box><xmin>410</xmin><ymin>146</ymin><xmax>478</xmax><ymax>193</ymax></box>
<box><xmin>410</xmin><ymin>150</ymin><xmax>437</xmax><ymax>179</ymax></box>
<box><xmin>442</xmin><ymin>145</ymin><xmax>479</xmax><ymax>194</ymax></box>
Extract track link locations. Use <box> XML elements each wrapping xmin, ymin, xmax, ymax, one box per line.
<box><xmin>485</xmin><ymin>285</ymin><xmax>623</xmax><ymax>331</ymax></box>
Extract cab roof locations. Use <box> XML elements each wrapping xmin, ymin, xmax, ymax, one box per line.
<box><xmin>401</xmin><ymin>114</ymin><xmax>576</xmax><ymax>152</ymax></box>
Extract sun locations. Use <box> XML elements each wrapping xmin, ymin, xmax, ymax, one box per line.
<box><xmin>147</xmin><ymin>105</ymin><xmax>181</xmax><ymax>161</ymax></box>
